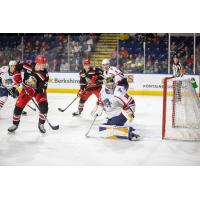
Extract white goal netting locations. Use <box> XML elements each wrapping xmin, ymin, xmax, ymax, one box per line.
<box><xmin>163</xmin><ymin>78</ymin><xmax>200</xmax><ymax>140</ymax></box>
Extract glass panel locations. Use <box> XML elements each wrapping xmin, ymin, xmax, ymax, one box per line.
<box><xmin>117</xmin><ymin>34</ymin><xmax>168</xmax><ymax>74</ymax></box>
<box><xmin>144</xmin><ymin>33</ymin><xmax>168</xmax><ymax>74</ymax></box>
<box><xmin>0</xmin><ymin>34</ymin><xmax>22</xmax><ymax>66</ymax></box>
<box><xmin>170</xmin><ymin>34</ymin><xmax>194</xmax><ymax>74</ymax></box>
<box><xmin>69</xmin><ymin>34</ymin><xmax>100</xmax><ymax>72</ymax></box>
<box><xmin>195</xmin><ymin>33</ymin><xmax>200</xmax><ymax>74</ymax></box>
<box><xmin>23</xmin><ymin>33</ymin><xmax>69</xmax><ymax>72</ymax></box>
<box><xmin>118</xmin><ymin>33</ymin><xmax>144</xmax><ymax>73</ymax></box>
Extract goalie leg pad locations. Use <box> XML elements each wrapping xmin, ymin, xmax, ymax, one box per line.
<box><xmin>104</xmin><ymin>113</ymin><xmax>127</xmax><ymax>126</ymax></box>
<box><xmin>99</xmin><ymin>125</ymin><xmax>137</xmax><ymax>140</ymax></box>
<box><xmin>99</xmin><ymin>125</ymin><xmax>131</xmax><ymax>139</ymax></box>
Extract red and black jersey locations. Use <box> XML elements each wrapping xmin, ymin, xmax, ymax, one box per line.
<box><xmin>13</xmin><ymin>62</ymin><xmax>49</xmax><ymax>91</ymax></box>
<box><xmin>80</xmin><ymin>67</ymin><xmax>104</xmax><ymax>91</ymax></box>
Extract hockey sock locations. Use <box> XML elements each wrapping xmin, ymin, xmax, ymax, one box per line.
<box><xmin>13</xmin><ymin>106</ymin><xmax>23</xmax><ymax>126</ymax></box>
<box><xmin>39</xmin><ymin>102</ymin><xmax>48</xmax><ymax>124</ymax></box>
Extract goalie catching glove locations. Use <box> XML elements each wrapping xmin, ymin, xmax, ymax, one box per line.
<box><xmin>126</xmin><ymin>108</ymin><xmax>135</xmax><ymax>123</ymax></box>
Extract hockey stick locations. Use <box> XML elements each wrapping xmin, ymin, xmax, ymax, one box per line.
<box><xmin>58</xmin><ymin>83</ymin><xmax>101</xmax><ymax>113</ymax></box>
<box><xmin>22</xmin><ymin>85</ymin><xmax>59</xmax><ymax>130</ymax></box>
<box><xmin>27</xmin><ymin>104</ymin><xmax>36</xmax><ymax>111</ymax></box>
<box><xmin>90</xmin><ymin>103</ymin><xmax>98</xmax><ymax>116</ymax></box>
<box><xmin>58</xmin><ymin>96</ymin><xmax>79</xmax><ymax>112</ymax></box>
<box><xmin>85</xmin><ymin>114</ymin><xmax>98</xmax><ymax>137</ymax></box>
<box><xmin>30</xmin><ymin>97</ymin><xmax>59</xmax><ymax>130</ymax></box>
<box><xmin>8</xmin><ymin>88</ymin><xmax>36</xmax><ymax>112</ymax></box>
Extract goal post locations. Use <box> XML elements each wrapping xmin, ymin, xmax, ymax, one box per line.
<box><xmin>162</xmin><ymin>77</ymin><xmax>200</xmax><ymax>140</ymax></box>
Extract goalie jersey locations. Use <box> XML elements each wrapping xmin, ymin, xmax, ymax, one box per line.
<box><xmin>98</xmin><ymin>86</ymin><xmax>135</xmax><ymax>119</ymax></box>
<box><xmin>104</xmin><ymin>66</ymin><xmax>128</xmax><ymax>87</ymax></box>
<box><xmin>0</xmin><ymin>66</ymin><xmax>13</xmax><ymax>90</ymax></box>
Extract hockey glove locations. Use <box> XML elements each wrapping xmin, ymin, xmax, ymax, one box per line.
<box><xmin>8</xmin><ymin>87</ymin><xmax>19</xmax><ymax>98</ymax></box>
<box><xmin>24</xmin><ymin>85</ymin><xmax>36</xmax><ymax>97</ymax></box>
<box><xmin>95</xmin><ymin>80</ymin><xmax>103</xmax><ymax>86</ymax></box>
<box><xmin>36</xmin><ymin>87</ymin><xmax>45</xmax><ymax>94</ymax></box>
<box><xmin>77</xmin><ymin>89</ymin><xmax>86</xmax><ymax>98</ymax></box>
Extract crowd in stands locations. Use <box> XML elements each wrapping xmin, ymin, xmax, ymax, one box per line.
<box><xmin>110</xmin><ymin>34</ymin><xmax>168</xmax><ymax>73</ymax></box>
<box><xmin>23</xmin><ymin>33</ymin><xmax>98</xmax><ymax>72</ymax></box>
<box><xmin>0</xmin><ymin>33</ymin><xmax>200</xmax><ymax>74</ymax></box>
<box><xmin>0</xmin><ymin>33</ymin><xmax>98</xmax><ymax>72</ymax></box>
<box><xmin>110</xmin><ymin>33</ymin><xmax>200</xmax><ymax>74</ymax></box>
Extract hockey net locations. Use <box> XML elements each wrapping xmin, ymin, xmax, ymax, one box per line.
<box><xmin>162</xmin><ymin>77</ymin><xmax>200</xmax><ymax>140</ymax></box>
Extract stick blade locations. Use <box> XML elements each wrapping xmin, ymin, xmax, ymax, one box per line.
<box><xmin>52</xmin><ymin>125</ymin><xmax>59</xmax><ymax>130</ymax></box>
<box><xmin>58</xmin><ymin>108</ymin><xmax>64</xmax><ymax>112</ymax></box>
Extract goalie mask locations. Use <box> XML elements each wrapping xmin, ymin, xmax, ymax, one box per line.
<box><xmin>105</xmin><ymin>77</ymin><xmax>115</xmax><ymax>94</ymax></box>
<box><xmin>25</xmin><ymin>76</ymin><xmax>37</xmax><ymax>88</ymax></box>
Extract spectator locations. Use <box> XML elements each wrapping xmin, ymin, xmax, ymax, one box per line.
<box><xmin>186</xmin><ymin>54</ymin><xmax>194</xmax><ymax>71</ymax></box>
<box><xmin>34</xmin><ymin>40</ymin><xmax>40</xmax><ymax>53</ymax></box>
<box><xmin>119</xmin><ymin>47</ymin><xmax>129</xmax><ymax>57</ymax></box>
<box><xmin>127</xmin><ymin>54</ymin><xmax>135</xmax><ymax>64</ymax></box>
<box><xmin>171</xmin><ymin>42</ymin><xmax>177</xmax><ymax>55</ymax></box>
<box><xmin>51</xmin><ymin>58</ymin><xmax>60</xmax><ymax>72</ymax></box>
<box><xmin>40</xmin><ymin>41</ymin><xmax>49</xmax><ymax>52</ymax></box>
<box><xmin>74</xmin><ymin>42</ymin><xmax>82</xmax><ymax>55</ymax></box>
<box><xmin>196</xmin><ymin>48</ymin><xmax>200</xmax><ymax>73</ymax></box>
<box><xmin>135</xmin><ymin>53</ymin><xmax>144</xmax><ymax>68</ymax></box>
<box><xmin>146</xmin><ymin>55</ymin><xmax>152</xmax><ymax>68</ymax></box>
<box><xmin>60</xmin><ymin>59</ymin><xmax>70</xmax><ymax>72</ymax></box>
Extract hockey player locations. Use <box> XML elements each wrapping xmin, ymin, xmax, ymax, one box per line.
<box><xmin>0</xmin><ymin>61</ymin><xmax>20</xmax><ymax>111</ymax></box>
<box><xmin>8</xmin><ymin>55</ymin><xmax>49</xmax><ymax>134</ymax></box>
<box><xmin>102</xmin><ymin>58</ymin><xmax>129</xmax><ymax>94</ymax></box>
<box><xmin>72</xmin><ymin>59</ymin><xmax>104</xmax><ymax>116</ymax></box>
<box><xmin>94</xmin><ymin>77</ymin><xmax>139</xmax><ymax>140</ymax></box>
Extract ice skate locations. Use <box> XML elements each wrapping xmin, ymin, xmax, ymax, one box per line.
<box><xmin>8</xmin><ymin>124</ymin><xmax>18</xmax><ymax>133</ymax></box>
<box><xmin>38</xmin><ymin>123</ymin><xmax>46</xmax><ymax>134</ymax></box>
<box><xmin>72</xmin><ymin>110</ymin><xmax>82</xmax><ymax>117</ymax></box>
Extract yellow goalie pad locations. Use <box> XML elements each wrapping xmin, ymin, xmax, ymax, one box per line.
<box><xmin>99</xmin><ymin>125</ymin><xmax>130</xmax><ymax>139</ymax></box>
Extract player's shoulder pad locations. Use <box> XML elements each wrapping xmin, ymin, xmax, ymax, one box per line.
<box><xmin>0</xmin><ymin>66</ymin><xmax>9</xmax><ymax>72</ymax></box>
<box><xmin>109</xmin><ymin>66</ymin><xmax>117</xmax><ymax>71</ymax></box>
<box><xmin>114</xmin><ymin>86</ymin><xmax>126</xmax><ymax>97</ymax></box>
<box><xmin>80</xmin><ymin>70</ymin><xmax>86</xmax><ymax>77</ymax></box>
<box><xmin>41</xmin><ymin>69</ymin><xmax>49</xmax><ymax>77</ymax></box>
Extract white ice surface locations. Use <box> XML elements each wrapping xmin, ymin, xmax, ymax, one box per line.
<box><xmin>0</xmin><ymin>93</ymin><xmax>200</xmax><ymax>166</ymax></box>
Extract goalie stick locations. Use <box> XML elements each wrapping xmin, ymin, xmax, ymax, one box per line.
<box><xmin>85</xmin><ymin>114</ymin><xmax>98</xmax><ymax>137</ymax></box>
